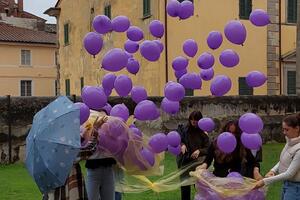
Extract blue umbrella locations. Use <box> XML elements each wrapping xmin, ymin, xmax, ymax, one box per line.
<box><xmin>25</xmin><ymin>96</ymin><xmax>81</xmax><ymax>193</ymax></box>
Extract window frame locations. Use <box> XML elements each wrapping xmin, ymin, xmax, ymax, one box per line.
<box><xmin>239</xmin><ymin>0</ymin><xmax>252</xmax><ymax>20</ymax></box>
<box><xmin>20</xmin><ymin>49</ymin><xmax>31</xmax><ymax>66</ymax></box>
<box><xmin>64</xmin><ymin>23</ymin><xmax>70</xmax><ymax>46</ymax></box>
<box><xmin>20</xmin><ymin>80</ymin><xmax>33</xmax><ymax>96</ymax></box>
<box><xmin>238</xmin><ymin>77</ymin><xmax>253</xmax><ymax>95</ymax></box>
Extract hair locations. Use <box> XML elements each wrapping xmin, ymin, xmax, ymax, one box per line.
<box><xmin>283</xmin><ymin>113</ymin><xmax>300</xmax><ymax>128</ymax></box>
<box><xmin>188</xmin><ymin>111</ymin><xmax>203</xmax><ymax>121</ymax></box>
<box><xmin>214</xmin><ymin>120</ymin><xmax>246</xmax><ymax>164</ymax></box>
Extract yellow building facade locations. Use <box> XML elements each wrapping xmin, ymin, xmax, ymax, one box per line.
<box><xmin>0</xmin><ymin>24</ymin><xmax>57</xmax><ymax>96</ymax></box>
<box><xmin>49</xmin><ymin>0</ymin><xmax>297</xmax><ymax>96</ymax></box>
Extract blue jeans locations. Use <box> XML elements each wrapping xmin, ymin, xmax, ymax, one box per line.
<box><xmin>86</xmin><ymin>166</ymin><xmax>115</xmax><ymax>200</ymax></box>
<box><xmin>282</xmin><ymin>181</ymin><xmax>300</xmax><ymax>200</ymax></box>
<box><xmin>115</xmin><ymin>192</ymin><xmax>122</xmax><ymax>200</ymax></box>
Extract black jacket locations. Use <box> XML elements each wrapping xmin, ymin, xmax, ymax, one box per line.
<box><xmin>176</xmin><ymin>124</ymin><xmax>209</xmax><ymax>168</ymax></box>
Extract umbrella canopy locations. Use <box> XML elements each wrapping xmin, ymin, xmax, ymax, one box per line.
<box><xmin>25</xmin><ymin>96</ymin><xmax>81</xmax><ymax>193</ymax></box>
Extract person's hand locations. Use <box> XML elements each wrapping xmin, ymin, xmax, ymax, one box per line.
<box><xmin>191</xmin><ymin>150</ymin><xmax>200</xmax><ymax>159</ymax></box>
<box><xmin>93</xmin><ymin>116</ymin><xmax>108</xmax><ymax>130</ymax></box>
<box><xmin>253</xmin><ymin>171</ymin><xmax>263</xmax><ymax>180</ymax></box>
<box><xmin>196</xmin><ymin>163</ymin><xmax>207</xmax><ymax>170</ymax></box>
<box><xmin>181</xmin><ymin>144</ymin><xmax>187</xmax><ymax>154</ymax></box>
<box><xmin>254</xmin><ymin>180</ymin><xmax>265</xmax><ymax>189</ymax></box>
<box><xmin>265</xmin><ymin>171</ymin><xmax>275</xmax><ymax>178</ymax></box>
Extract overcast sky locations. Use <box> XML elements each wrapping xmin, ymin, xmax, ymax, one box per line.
<box><xmin>23</xmin><ymin>0</ymin><xmax>57</xmax><ymax>24</ymax></box>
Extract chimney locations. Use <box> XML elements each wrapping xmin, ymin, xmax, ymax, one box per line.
<box><xmin>8</xmin><ymin>0</ymin><xmax>14</xmax><ymax>16</ymax></box>
<box><xmin>18</xmin><ymin>0</ymin><xmax>23</xmax><ymax>12</ymax></box>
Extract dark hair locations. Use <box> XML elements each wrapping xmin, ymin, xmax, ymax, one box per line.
<box><xmin>283</xmin><ymin>113</ymin><xmax>300</xmax><ymax>128</ymax></box>
<box><xmin>188</xmin><ymin>111</ymin><xmax>203</xmax><ymax>121</ymax></box>
<box><xmin>221</xmin><ymin>120</ymin><xmax>242</xmax><ymax>138</ymax></box>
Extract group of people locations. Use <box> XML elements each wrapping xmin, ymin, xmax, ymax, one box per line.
<box><xmin>176</xmin><ymin>111</ymin><xmax>300</xmax><ymax>200</ymax></box>
<box><xmin>42</xmin><ymin>109</ymin><xmax>300</xmax><ymax>200</ymax></box>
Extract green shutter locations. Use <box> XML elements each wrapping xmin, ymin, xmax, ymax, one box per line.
<box><xmin>287</xmin><ymin>0</ymin><xmax>297</xmax><ymax>23</ymax></box>
<box><xmin>143</xmin><ymin>0</ymin><xmax>151</xmax><ymax>17</ymax></box>
<box><xmin>287</xmin><ymin>71</ymin><xmax>296</xmax><ymax>95</ymax></box>
<box><xmin>239</xmin><ymin>0</ymin><xmax>252</xmax><ymax>19</ymax></box>
<box><xmin>104</xmin><ymin>5</ymin><xmax>111</xmax><ymax>19</ymax></box>
<box><xmin>185</xmin><ymin>89</ymin><xmax>194</xmax><ymax>96</ymax></box>
<box><xmin>239</xmin><ymin>77</ymin><xmax>253</xmax><ymax>95</ymax></box>
<box><xmin>65</xmin><ymin>79</ymin><xmax>70</xmax><ymax>96</ymax></box>
<box><xmin>64</xmin><ymin>24</ymin><xmax>69</xmax><ymax>45</ymax></box>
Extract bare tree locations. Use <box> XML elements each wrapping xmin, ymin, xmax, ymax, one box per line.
<box><xmin>297</xmin><ymin>0</ymin><xmax>300</xmax><ymax>95</ymax></box>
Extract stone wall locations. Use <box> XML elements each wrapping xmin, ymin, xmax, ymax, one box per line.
<box><xmin>0</xmin><ymin>95</ymin><xmax>299</xmax><ymax>164</ymax></box>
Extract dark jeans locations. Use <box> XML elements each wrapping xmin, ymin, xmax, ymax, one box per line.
<box><xmin>181</xmin><ymin>185</ymin><xmax>191</xmax><ymax>200</ymax></box>
<box><xmin>115</xmin><ymin>192</ymin><xmax>122</xmax><ymax>200</ymax></box>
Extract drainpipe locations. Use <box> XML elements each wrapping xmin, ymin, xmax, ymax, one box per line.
<box><xmin>164</xmin><ymin>0</ymin><xmax>169</xmax><ymax>84</ymax></box>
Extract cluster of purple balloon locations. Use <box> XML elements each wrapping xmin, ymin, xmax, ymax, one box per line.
<box><xmin>217</xmin><ymin>113</ymin><xmax>263</xmax><ymax>154</ymax></box>
<box><xmin>167</xmin><ymin>0</ymin><xmax>194</xmax><ymax>20</ymax></box>
<box><xmin>148</xmin><ymin>131</ymin><xmax>181</xmax><ymax>156</ymax></box>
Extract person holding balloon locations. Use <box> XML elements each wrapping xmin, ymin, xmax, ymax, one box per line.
<box><xmin>176</xmin><ymin>111</ymin><xmax>209</xmax><ymax>200</ymax></box>
<box><xmin>198</xmin><ymin>120</ymin><xmax>263</xmax><ymax>180</ymax></box>
<box><xmin>255</xmin><ymin>113</ymin><xmax>300</xmax><ymax>200</ymax></box>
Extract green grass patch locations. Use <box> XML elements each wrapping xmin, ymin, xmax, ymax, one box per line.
<box><xmin>0</xmin><ymin>143</ymin><xmax>285</xmax><ymax>200</ymax></box>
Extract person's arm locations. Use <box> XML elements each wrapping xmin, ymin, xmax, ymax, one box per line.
<box><xmin>204</xmin><ymin>142</ymin><xmax>214</xmax><ymax>168</ymax></box>
<box><xmin>263</xmin><ymin>151</ymin><xmax>300</xmax><ymax>185</ymax></box>
<box><xmin>199</xmin><ymin>133</ymin><xmax>210</xmax><ymax>156</ymax></box>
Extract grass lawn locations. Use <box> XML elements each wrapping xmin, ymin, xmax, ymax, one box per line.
<box><xmin>0</xmin><ymin>143</ymin><xmax>284</xmax><ymax>200</ymax></box>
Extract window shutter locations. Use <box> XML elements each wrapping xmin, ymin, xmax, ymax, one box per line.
<box><xmin>287</xmin><ymin>71</ymin><xmax>296</xmax><ymax>95</ymax></box>
<box><xmin>239</xmin><ymin>77</ymin><xmax>253</xmax><ymax>95</ymax></box>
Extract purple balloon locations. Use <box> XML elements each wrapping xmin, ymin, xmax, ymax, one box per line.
<box><xmin>140</xmin><ymin>148</ymin><xmax>155</xmax><ymax>166</ymax></box>
<box><xmin>219</xmin><ymin>49</ymin><xmax>240</xmax><ymax>68</ymax></box>
<box><xmin>168</xmin><ymin>145</ymin><xmax>181</xmax><ymax>156</ymax></box>
<box><xmin>166</xmin><ymin>0</ymin><xmax>180</xmax><ymax>17</ymax></box>
<box><xmin>103</xmin><ymin>88</ymin><xmax>112</xmax><ymax>97</ymax></box>
<box><xmin>102</xmin><ymin>48</ymin><xmax>128</xmax><ymax>72</ymax></box>
<box><xmin>210</xmin><ymin>75</ymin><xmax>232</xmax><ymax>96</ymax></box>
<box><xmin>174</xmin><ymin>68</ymin><xmax>188</xmax><ymax>79</ymax></box>
<box><xmin>140</xmin><ymin>40</ymin><xmax>161</xmax><ymax>62</ymax></box>
<box><xmin>130</xmin><ymin>127</ymin><xmax>143</xmax><ymax>137</ymax></box>
<box><xmin>149</xmin><ymin>133</ymin><xmax>168</xmax><ymax>153</ymax></box>
<box><xmin>81</xmin><ymin>86</ymin><xmax>107</xmax><ymax>110</ymax></box>
<box><xmin>183</xmin><ymin>39</ymin><xmax>198</xmax><ymax>57</ymax></box>
<box><xmin>224</xmin><ymin>20</ymin><xmax>247</xmax><ymax>45</ymax></box>
<box><xmin>124</xmin><ymin>40</ymin><xmax>139</xmax><ymax>54</ymax></box>
<box><xmin>112</xmin><ymin>15</ymin><xmax>130</xmax><ymax>32</ymax></box>
<box><xmin>241</xmin><ymin>132</ymin><xmax>262</xmax><ymax>150</ymax></box>
<box><xmin>93</xmin><ymin>15</ymin><xmax>112</xmax><ymax>34</ymax></box>
<box><xmin>172</xmin><ymin>56</ymin><xmax>189</xmax><ymax>71</ymax></box>
<box><xmin>250</xmin><ymin>9</ymin><xmax>270</xmax><ymax>27</ymax></box>
<box><xmin>110</xmin><ymin>103</ymin><xmax>129</xmax><ymax>122</ymax></box>
<box><xmin>239</xmin><ymin>113</ymin><xmax>264</xmax><ymax>134</ymax></box>
<box><xmin>114</xmin><ymin>75</ymin><xmax>133</xmax><ymax>97</ymax></box>
<box><xmin>102</xmin><ymin>73</ymin><xmax>116</xmax><ymax>91</ymax></box>
<box><xmin>153</xmin><ymin>40</ymin><xmax>164</xmax><ymax>53</ymax></box>
<box><xmin>217</xmin><ymin>132</ymin><xmax>237</xmax><ymax>154</ymax></box>
<box><xmin>131</xmin><ymin>86</ymin><xmax>148</xmax><ymax>104</ymax></box>
<box><xmin>197</xmin><ymin>52</ymin><xmax>215</xmax><ymax>69</ymax></box>
<box><xmin>198</xmin><ymin>118</ymin><xmax>215</xmax><ymax>132</ymax></box>
<box><xmin>74</xmin><ymin>102</ymin><xmax>90</xmax><ymax>125</ymax></box>
<box><xmin>178</xmin><ymin>0</ymin><xmax>194</xmax><ymax>20</ymax></box>
<box><xmin>126</xmin><ymin>58</ymin><xmax>140</xmax><ymax>75</ymax></box>
<box><xmin>127</xmin><ymin>26</ymin><xmax>144</xmax><ymax>41</ymax></box>
<box><xmin>246</xmin><ymin>71</ymin><xmax>267</xmax><ymax>87</ymax></box>
<box><xmin>200</xmin><ymin>68</ymin><xmax>214</xmax><ymax>81</ymax></box>
<box><xmin>227</xmin><ymin>172</ymin><xmax>243</xmax><ymax>181</ymax></box>
<box><xmin>164</xmin><ymin>81</ymin><xmax>185</xmax><ymax>101</ymax></box>
<box><xmin>161</xmin><ymin>97</ymin><xmax>180</xmax><ymax>115</ymax></box>
<box><xmin>149</xmin><ymin>20</ymin><xmax>164</xmax><ymax>38</ymax></box>
<box><xmin>83</xmin><ymin>32</ymin><xmax>103</xmax><ymax>56</ymax></box>
<box><xmin>167</xmin><ymin>131</ymin><xmax>181</xmax><ymax>147</ymax></box>
<box><xmin>207</xmin><ymin>31</ymin><xmax>223</xmax><ymax>50</ymax></box>
<box><xmin>134</xmin><ymin>100</ymin><xmax>160</xmax><ymax>121</ymax></box>
<box><xmin>101</xmin><ymin>103</ymin><xmax>112</xmax><ymax>115</ymax></box>
<box><xmin>179</xmin><ymin>72</ymin><xmax>202</xmax><ymax>89</ymax></box>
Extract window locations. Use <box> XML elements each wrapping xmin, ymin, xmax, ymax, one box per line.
<box><xmin>287</xmin><ymin>0</ymin><xmax>297</xmax><ymax>23</ymax></box>
<box><xmin>143</xmin><ymin>0</ymin><xmax>151</xmax><ymax>17</ymax></box>
<box><xmin>55</xmin><ymin>80</ymin><xmax>58</xmax><ymax>96</ymax></box>
<box><xmin>20</xmin><ymin>80</ymin><xmax>32</xmax><ymax>96</ymax></box>
<box><xmin>239</xmin><ymin>77</ymin><xmax>253</xmax><ymax>95</ymax></box>
<box><xmin>104</xmin><ymin>5</ymin><xmax>111</xmax><ymax>19</ymax></box>
<box><xmin>65</xmin><ymin>79</ymin><xmax>70</xmax><ymax>96</ymax></box>
<box><xmin>64</xmin><ymin>23</ymin><xmax>69</xmax><ymax>45</ymax></box>
<box><xmin>21</xmin><ymin>50</ymin><xmax>31</xmax><ymax>66</ymax></box>
<box><xmin>239</xmin><ymin>0</ymin><xmax>252</xmax><ymax>19</ymax></box>
<box><xmin>287</xmin><ymin>71</ymin><xmax>296</xmax><ymax>95</ymax></box>
<box><xmin>185</xmin><ymin>89</ymin><xmax>194</xmax><ymax>96</ymax></box>
<box><xmin>55</xmin><ymin>51</ymin><xmax>59</xmax><ymax>66</ymax></box>
<box><xmin>80</xmin><ymin>77</ymin><xmax>84</xmax><ymax>91</ymax></box>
